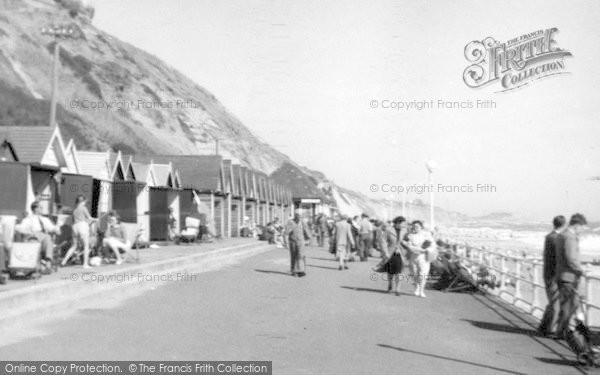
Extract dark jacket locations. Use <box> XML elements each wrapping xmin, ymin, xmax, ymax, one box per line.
<box><xmin>555</xmin><ymin>228</ymin><xmax>583</xmax><ymax>283</ymax></box>
<box><xmin>542</xmin><ymin>230</ymin><xmax>560</xmax><ymax>285</ymax></box>
<box><xmin>286</xmin><ymin>220</ymin><xmax>309</xmax><ymax>245</ymax></box>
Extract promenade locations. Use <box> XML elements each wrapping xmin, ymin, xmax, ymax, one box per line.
<box><xmin>0</xmin><ymin>243</ymin><xmax>588</xmax><ymax>374</ymax></box>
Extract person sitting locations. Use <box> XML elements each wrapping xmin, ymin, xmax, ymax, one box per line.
<box><xmin>15</xmin><ymin>201</ymin><xmax>60</xmax><ymax>267</ymax></box>
<box><xmin>102</xmin><ymin>211</ymin><xmax>132</xmax><ymax>265</ymax></box>
<box><xmin>265</xmin><ymin>222</ymin><xmax>276</xmax><ymax>244</ymax></box>
<box><xmin>240</xmin><ymin>216</ymin><xmax>252</xmax><ymax>237</ymax></box>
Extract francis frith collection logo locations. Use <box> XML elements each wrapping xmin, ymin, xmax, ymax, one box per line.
<box><xmin>463</xmin><ymin>28</ymin><xmax>572</xmax><ymax>92</ymax></box>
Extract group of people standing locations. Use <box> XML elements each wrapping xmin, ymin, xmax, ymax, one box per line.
<box><xmin>283</xmin><ymin>211</ymin><xmax>438</xmax><ymax>298</ymax></box>
<box><xmin>538</xmin><ymin>213</ymin><xmax>589</xmax><ymax>340</ymax></box>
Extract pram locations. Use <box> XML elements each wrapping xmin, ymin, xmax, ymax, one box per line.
<box><xmin>565</xmin><ymin>292</ymin><xmax>600</xmax><ymax>368</ymax></box>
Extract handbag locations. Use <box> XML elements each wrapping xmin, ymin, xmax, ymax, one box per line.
<box><xmin>425</xmin><ymin>246</ymin><xmax>438</xmax><ymax>262</ymax></box>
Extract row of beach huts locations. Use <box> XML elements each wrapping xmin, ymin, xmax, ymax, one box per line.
<box><xmin>0</xmin><ymin>125</ymin><xmax>332</xmax><ymax>243</ymax></box>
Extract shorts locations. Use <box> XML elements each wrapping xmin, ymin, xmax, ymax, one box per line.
<box><xmin>72</xmin><ymin>221</ymin><xmax>90</xmax><ymax>241</ymax></box>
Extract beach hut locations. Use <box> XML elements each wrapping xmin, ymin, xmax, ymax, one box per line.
<box><xmin>275</xmin><ymin>184</ymin><xmax>284</xmax><ymax>221</ymax></box>
<box><xmin>243</xmin><ymin>168</ymin><xmax>258</xmax><ymax>227</ymax></box>
<box><xmin>236</xmin><ymin>165</ymin><xmax>248</xmax><ymax>229</ymax></box>
<box><xmin>229</xmin><ymin>163</ymin><xmax>244</xmax><ymax>237</ymax></box>
<box><xmin>161</xmin><ymin>156</ymin><xmax>225</xmax><ymax>237</ymax></box>
<box><xmin>130</xmin><ymin>156</ymin><xmax>198</xmax><ymax>234</ymax></box>
<box><xmin>150</xmin><ymin>162</ymin><xmax>181</xmax><ymax>241</ymax></box>
<box><xmin>77</xmin><ymin>150</ymin><xmax>136</xmax><ymax>220</ymax></box>
<box><xmin>267</xmin><ymin>179</ymin><xmax>277</xmax><ymax>223</ymax></box>
<box><xmin>221</xmin><ymin>160</ymin><xmax>235</xmax><ymax>238</ymax></box>
<box><xmin>131</xmin><ymin>161</ymin><xmax>155</xmax><ymax>241</ymax></box>
<box><xmin>192</xmin><ymin>155</ymin><xmax>227</xmax><ymax>238</ymax></box>
<box><xmin>138</xmin><ymin>155</ymin><xmax>227</xmax><ymax>238</ymax></box>
<box><xmin>254</xmin><ymin>172</ymin><xmax>264</xmax><ymax>225</ymax></box>
<box><xmin>0</xmin><ymin>125</ymin><xmax>72</xmax><ymax>216</ymax></box>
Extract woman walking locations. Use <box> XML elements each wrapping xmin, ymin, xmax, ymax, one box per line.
<box><xmin>403</xmin><ymin>220</ymin><xmax>436</xmax><ymax>298</ymax></box>
<box><xmin>61</xmin><ymin>195</ymin><xmax>94</xmax><ymax>269</ymax></box>
<box><xmin>381</xmin><ymin>222</ymin><xmax>403</xmax><ymax>295</ymax></box>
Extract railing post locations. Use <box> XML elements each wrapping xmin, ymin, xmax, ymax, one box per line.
<box><xmin>585</xmin><ymin>274</ymin><xmax>591</xmax><ymax>327</ymax></box>
<box><xmin>515</xmin><ymin>260</ymin><xmax>522</xmax><ymax>303</ymax></box>
<box><xmin>500</xmin><ymin>256</ymin><xmax>506</xmax><ymax>291</ymax></box>
<box><xmin>487</xmin><ymin>253</ymin><xmax>496</xmax><ymax>288</ymax></box>
<box><xmin>532</xmin><ymin>262</ymin><xmax>540</xmax><ymax>314</ymax></box>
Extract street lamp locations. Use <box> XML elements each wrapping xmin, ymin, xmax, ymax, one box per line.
<box><xmin>426</xmin><ymin>160</ymin><xmax>437</xmax><ymax>230</ymax></box>
<box><xmin>401</xmin><ymin>188</ymin><xmax>407</xmax><ymax>218</ymax></box>
<box><xmin>41</xmin><ymin>23</ymin><xmax>83</xmax><ymax>128</ymax></box>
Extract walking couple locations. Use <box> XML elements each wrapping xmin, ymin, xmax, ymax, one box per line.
<box><xmin>374</xmin><ymin>217</ymin><xmax>436</xmax><ymax>298</ymax></box>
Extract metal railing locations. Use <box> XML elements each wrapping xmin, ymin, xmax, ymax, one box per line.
<box><xmin>448</xmin><ymin>242</ymin><xmax>600</xmax><ymax>326</ymax></box>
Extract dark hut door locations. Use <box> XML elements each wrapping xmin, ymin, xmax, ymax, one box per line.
<box><xmin>149</xmin><ymin>187</ymin><xmax>169</xmax><ymax>241</ymax></box>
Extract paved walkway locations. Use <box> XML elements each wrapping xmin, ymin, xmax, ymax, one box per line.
<box><xmin>0</xmin><ymin>245</ymin><xmax>590</xmax><ymax>374</ymax></box>
<box><xmin>0</xmin><ymin>238</ymin><xmax>252</xmax><ymax>294</ymax></box>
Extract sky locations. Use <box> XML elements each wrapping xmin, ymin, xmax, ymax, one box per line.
<box><xmin>94</xmin><ymin>0</ymin><xmax>600</xmax><ymax>221</ymax></box>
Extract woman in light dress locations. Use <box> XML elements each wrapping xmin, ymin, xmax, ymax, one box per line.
<box><xmin>403</xmin><ymin>220</ymin><xmax>436</xmax><ymax>298</ymax></box>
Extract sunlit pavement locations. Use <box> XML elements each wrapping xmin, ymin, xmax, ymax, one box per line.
<box><xmin>0</xmin><ymin>245</ymin><xmax>586</xmax><ymax>375</ymax></box>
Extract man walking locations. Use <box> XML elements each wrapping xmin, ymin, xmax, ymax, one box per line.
<box><xmin>537</xmin><ymin>215</ymin><xmax>565</xmax><ymax>337</ymax></box>
<box><xmin>555</xmin><ymin>213</ymin><xmax>588</xmax><ymax>338</ymax></box>
<box><xmin>335</xmin><ymin>214</ymin><xmax>355</xmax><ymax>271</ymax></box>
<box><xmin>286</xmin><ymin>213</ymin><xmax>309</xmax><ymax>277</ymax></box>
<box><xmin>358</xmin><ymin>213</ymin><xmax>373</xmax><ymax>261</ymax></box>
<box><xmin>316</xmin><ymin>213</ymin><xmax>328</xmax><ymax>248</ymax></box>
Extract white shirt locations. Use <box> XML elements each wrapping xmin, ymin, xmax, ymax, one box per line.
<box><xmin>408</xmin><ymin>230</ymin><xmax>435</xmax><ymax>254</ymax></box>
<box><xmin>16</xmin><ymin>214</ymin><xmax>58</xmax><ymax>235</ymax></box>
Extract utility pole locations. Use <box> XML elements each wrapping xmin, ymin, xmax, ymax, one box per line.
<box><xmin>41</xmin><ymin>23</ymin><xmax>82</xmax><ymax>127</ymax></box>
<box><xmin>426</xmin><ymin>160</ymin><xmax>437</xmax><ymax>230</ymax></box>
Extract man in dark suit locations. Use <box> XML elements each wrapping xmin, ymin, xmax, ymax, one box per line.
<box><xmin>286</xmin><ymin>213</ymin><xmax>310</xmax><ymax>277</ymax></box>
<box><xmin>555</xmin><ymin>213</ymin><xmax>588</xmax><ymax>338</ymax></box>
<box><xmin>537</xmin><ymin>215</ymin><xmax>566</xmax><ymax>337</ymax></box>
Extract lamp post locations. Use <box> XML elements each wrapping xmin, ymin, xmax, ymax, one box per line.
<box><xmin>41</xmin><ymin>23</ymin><xmax>83</xmax><ymax>127</ymax></box>
<box><xmin>401</xmin><ymin>188</ymin><xmax>407</xmax><ymax>218</ymax></box>
<box><xmin>426</xmin><ymin>160</ymin><xmax>437</xmax><ymax>229</ymax></box>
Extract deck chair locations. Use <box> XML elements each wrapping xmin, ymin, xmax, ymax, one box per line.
<box><xmin>436</xmin><ymin>253</ymin><xmax>483</xmax><ymax>294</ymax></box>
<box><xmin>176</xmin><ymin>217</ymin><xmax>201</xmax><ymax>244</ymax></box>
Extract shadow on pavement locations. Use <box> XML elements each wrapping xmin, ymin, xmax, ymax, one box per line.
<box><xmin>306</xmin><ymin>257</ymin><xmax>337</xmax><ymax>262</ymax></box>
<box><xmin>461</xmin><ymin>319</ymin><xmax>536</xmax><ymax>336</ymax></box>
<box><xmin>472</xmin><ymin>294</ymin><xmax>587</xmax><ymax>375</ymax></box>
<box><xmin>307</xmin><ymin>264</ymin><xmax>339</xmax><ymax>270</ymax></box>
<box><xmin>340</xmin><ymin>286</ymin><xmax>411</xmax><ymax>296</ymax></box>
<box><xmin>377</xmin><ymin>344</ymin><xmax>527</xmax><ymax>375</ymax></box>
<box><xmin>254</xmin><ymin>269</ymin><xmax>292</xmax><ymax>277</ymax></box>
<box><xmin>535</xmin><ymin>357</ymin><xmax>580</xmax><ymax>368</ymax></box>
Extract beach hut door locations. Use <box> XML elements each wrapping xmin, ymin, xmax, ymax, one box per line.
<box><xmin>149</xmin><ymin>188</ymin><xmax>169</xmax><ymax>241</ymax></box>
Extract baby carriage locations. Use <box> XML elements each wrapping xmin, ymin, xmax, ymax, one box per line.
<box><xmin>565</xmin><ymin>292</ymin><xmax>600</xmax><ymax>368</ymax></box>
